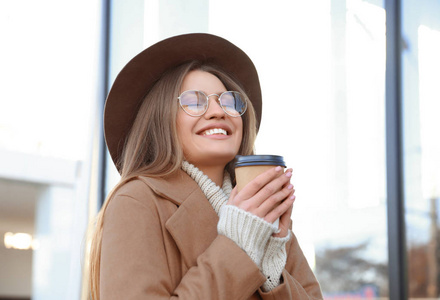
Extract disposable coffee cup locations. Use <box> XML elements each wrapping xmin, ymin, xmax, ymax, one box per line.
<box><xmin>234</xmin><ymin>155</ymin><xmax>286</xmax><ymax>228</ymax></box>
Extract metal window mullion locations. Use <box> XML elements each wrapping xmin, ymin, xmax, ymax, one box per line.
<box><xmin>385</xmin><ymin>0</ymin><xmax>408</xmax><ymax>299</ymax></box>
<box><xmin>99</xmin><ymin>0</ymin><xmax>111</xmax><ymax>208</ymax></box>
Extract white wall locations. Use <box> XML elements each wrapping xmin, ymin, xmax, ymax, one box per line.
<box><xmin>0</xmin><ymin>245</ymin><xmax>33</xmax><ymax>297</ymax></box>
<box><xmin>0</xmin><ymin>216</ymin><xmax>35</xmax><ymax>298</ymax></box>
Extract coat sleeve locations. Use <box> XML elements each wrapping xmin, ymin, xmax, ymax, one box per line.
<box><xmin>257</xmin><ymin>233</ymin><xmax>323</xmax><ymax>299</ymax></box>
<box><xmin>100</xmin><ymin>190</ymin><xmax>267</xmax><ymax>300</ymax></box>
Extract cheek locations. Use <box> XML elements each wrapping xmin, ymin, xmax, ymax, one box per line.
<box><xmin>235</xmin><ymin>118</ymin><xmax>244</xmax><ymax>146</ymax></box>
<box><xmin>176</xmin><ymin>113</ymin><xmax>187</xmax><ymax>147</ymax></box>
<box><xmin>176</xmin><ymin>112</ymin><xmax>195</xmax><ymax>151</ymax></box>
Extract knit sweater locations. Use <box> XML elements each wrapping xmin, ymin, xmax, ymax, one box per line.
<box><xmin>181</xmin><ymin>161</ymin><xmax>291</xmax><ymax>291</ymax></box>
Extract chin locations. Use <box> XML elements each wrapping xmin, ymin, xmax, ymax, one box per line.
<box><xmin>187</xmin><ymin>151</ymin><xmax>238</xmax><ymax>167</ymax></box>
<box><xmin>209</xmin><ymin>149</ymin><xmax>237</xmax><ymax>160</ymax></box>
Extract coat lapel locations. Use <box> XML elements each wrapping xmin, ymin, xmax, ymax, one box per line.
<box><xmin>140</xmin><ymin>170</ymin><xmax>220</xmax><ymax>268</ymax></box>
<box><xmin>165</xmin><ymin>190</ymin><xmax>219</xmax><ymax>268</ymax></box>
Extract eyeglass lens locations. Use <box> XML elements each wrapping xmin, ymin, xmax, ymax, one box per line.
<box><xmin>179</xmin><ymin>90</ymin><xmax>246</xmax><ymax>117</ymax></box>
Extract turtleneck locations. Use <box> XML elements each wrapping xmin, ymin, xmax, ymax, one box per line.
<box><xmin>181</xmin><ymin>160</ymin><xmax>231</xmax><ymax>215</ymax></box>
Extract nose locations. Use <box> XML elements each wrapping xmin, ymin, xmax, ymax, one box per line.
<box><xmin>204</xmin><ymin>94</ymin><xmax>225</xmax><ymax>119</ymax></box>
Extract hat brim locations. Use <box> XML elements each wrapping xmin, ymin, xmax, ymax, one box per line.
<box><xmin>104</xmin><ymin>33</ymin><xmax>262</xmax><ymax>169</ymax></box>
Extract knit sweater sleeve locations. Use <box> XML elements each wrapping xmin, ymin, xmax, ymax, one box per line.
<box><xmin>261</xmin><ymin>231</ymin><xmax>292</xmax><ymax>291</ymax></box>
<box><xmin>217</xmin><ymin>205</ymin><xmax>278</xmax><ymax>268</ymax></box>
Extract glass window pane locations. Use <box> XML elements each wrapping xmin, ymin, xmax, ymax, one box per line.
<box><xmin>402</xmin><ymin>0</ymin><xmax>440</xmax><ymax>298</ymax></box>
<box><xmin>132</xmin><ymin>0</ymin><xmax>389</xmax><ymax>298</ymax></box>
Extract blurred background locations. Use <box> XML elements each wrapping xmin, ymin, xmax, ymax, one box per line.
<box><xmin>0</xmin><ymin>0</ymin><xmax>439</xmax><ymax>299</ymax></box>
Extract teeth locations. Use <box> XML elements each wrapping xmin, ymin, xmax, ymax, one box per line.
<box><xmin>203</xmin><ymin>128</ymin><xmax>228</xmax><ymax>136</ymax></box>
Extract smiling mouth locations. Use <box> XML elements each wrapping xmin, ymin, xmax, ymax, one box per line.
<box><xmin>202</xmin><ymin>128</ymin><xmax>229</xmax><ymax>136</ymax></box>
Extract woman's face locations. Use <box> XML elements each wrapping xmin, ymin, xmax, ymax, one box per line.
<box><xmin>176</xmin><ymin>70</ymin><xmax>243</xmax><ymax>169</ymax></box>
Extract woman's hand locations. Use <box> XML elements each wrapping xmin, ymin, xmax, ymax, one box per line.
<box><xmin>272</xmin><ymin>198</ymin><xmax>294</xmax><ymax>238</ymax></box>
<box><xmin>228</xmin><ymin>166</ymin><xmax>296</xmax><ymax>237</ymax></box>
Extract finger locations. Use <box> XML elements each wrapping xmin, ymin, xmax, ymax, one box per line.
<box><xmin>273</xmin><ymin>204</ymin><xmax>294</xmax><ymax>238</ymax></box>
<box><xmin>255</xmin><ymin>183</ymin><xmax>294</xmax><ymax>217</ymax></box>
<box><xmin>264</xmin><ymin>193</ymin><xmax>296</xmax><ymax>223</ymax></box>
<box><xmin>281</xmin><ymin>168</ymin><xmax>293</xmax><ymax>186</ymax></box>
<box><xmin>273</xmin><ymin>198</ymin><xmax>295</xmax><ymax>238</ymax></box>
<box><xmin>279</xmin><ymin>200</ymin><xmax>294</xmax><ymax>227</ymax></box>
<box><xmin>227</xmin><ymin>186</ymin><xmax>238</xmax><ymax>205</ymax></box>
<box><xmin>237</xmin><ymin>166</ymin><xmax>285</xmax><ymax>200</ymax></box>
<box><xmin>251</xmin><ymin>169</ymin><xmax>292</xmax><ymax>207</ymax></box>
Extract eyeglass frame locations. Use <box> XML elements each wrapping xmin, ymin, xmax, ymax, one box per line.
<box><xmin>177</xmin><ymin>90</ymin><xmax>248</xmax><ymax>117</ymax></box>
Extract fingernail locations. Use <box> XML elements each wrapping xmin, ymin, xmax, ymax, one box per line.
<box><xmin>290</xmin><ymin>195</ymin><xmax>296</xmax><ymax>200</ymax></box>
<box><xmin>275</xmin><ymin>166</ymin><xmax>282</xmax><ymax>171</ymax></box>
<box><xmin>285</xmin><ymin>172</ymin><xmax>292</xmax><ymax>178</ymax></box>
<box><xmin>287</xmin><ymin>184</ymin><xmax>293</xmax><ymax>190</ymax></box>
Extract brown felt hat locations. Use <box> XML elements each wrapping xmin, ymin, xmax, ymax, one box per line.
<box><xmin>104</xmin><ymin>33</ymin><xmax>262</xmax><ymax>169</ymax></box>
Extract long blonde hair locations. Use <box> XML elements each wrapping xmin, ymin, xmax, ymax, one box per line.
<box><xmin>88</xmin><ymin>61</ymin><xmax>258</xmax><ymax>299</ymax></box>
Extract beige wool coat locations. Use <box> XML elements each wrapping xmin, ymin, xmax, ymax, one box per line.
<box><xmin>100</xmin><ymin>169</ymin><xmax>323</xmax><ymax>299</ymax></box>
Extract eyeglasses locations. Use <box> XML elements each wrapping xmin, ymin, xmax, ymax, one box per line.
<box><xmin>177</xmin><ymin>90</ymin><xmax>247</xmax><ymax>117</ymax></box>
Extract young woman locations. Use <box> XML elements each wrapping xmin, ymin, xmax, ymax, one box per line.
<box><xmin>89</xmin><ymin>33</ymin><xmax>322</xmax><ymax>299</ymax></box>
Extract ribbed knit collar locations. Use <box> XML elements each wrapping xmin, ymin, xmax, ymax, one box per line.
<box><xmin>181</xmin><ymin>161</ymin><xmax>231</xmax><ymax>215</ymax></box>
